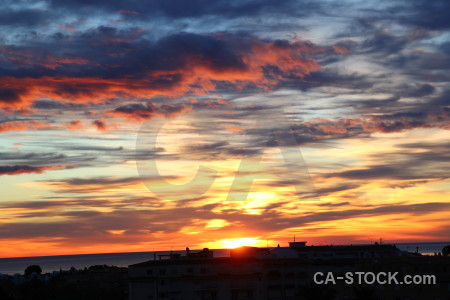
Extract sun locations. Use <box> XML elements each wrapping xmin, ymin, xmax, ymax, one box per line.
<box><xmin>212</xmin><ymin>238</ymin><xmax>264</xmax><ymax>249</ymax></box>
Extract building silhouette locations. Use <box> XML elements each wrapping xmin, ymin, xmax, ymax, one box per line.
<box><xmin>128</xmin><ymin>242</ymin><xmax>450</xmax><ymax>300</ymax></box>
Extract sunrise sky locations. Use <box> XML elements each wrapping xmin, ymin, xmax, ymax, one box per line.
<box><xmin>1</xmin><ymin>0</ymin><xmax>449</xmax><ymax>258</ymax></box>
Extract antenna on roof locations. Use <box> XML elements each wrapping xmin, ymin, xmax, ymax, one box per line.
<box><xmin>294</xmin><ymin>236</ymin><xmax>296</xmax><ymax>242</ymax></box>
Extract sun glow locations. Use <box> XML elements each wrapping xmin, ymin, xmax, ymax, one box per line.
<box><xmin>210</xmin><ymin>238</ymin><xmax>265</xmax><ymax>249</ymax></box>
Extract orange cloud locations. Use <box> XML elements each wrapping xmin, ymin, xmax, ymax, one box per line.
<box><xmin>0</xmin><ymin>75</ymin><xmax>196</xmax><ymax>107</ymax></box>
<box><xmin>55</xmin><ymin>58</ymin><xmax>88</xmax><ymax>65</ymax></box>
<box><xmin>65</xmin><ymin>120</ymin><xmax>85</xmax><ymax>130</ymax></box>
<box><xmin>0</xmin><ymin>120</ymin><xmax>53</xmax><ymax>133</ymax></box>
<box><xmin>332</xmin><ymin>45</ymin><xmax>350</xmax><ymax>54</ymax></box>
<box><xmin>244</xmin><ymin>39</ymin><xmax>322</xmax><ymax>83</ymax></box>
<box><xmin>0</xmin><ymin>37</ymin><xmax>322</xmax><ymax>109</ymax></box>
<box><xmin>224</xmin><ymin>125</ymin><xmax>242</xmax><ymax>132</ymax></box>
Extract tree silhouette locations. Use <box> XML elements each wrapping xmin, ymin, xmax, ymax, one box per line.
<box><xmin>24</xmin><ymin>265</ymin><xmax>42</xmax><ymax>276</ymax></box>
<box><xmin>442</xmin><ymin>245</ymin><xmax>450</xmax><ymax>256</ymax></box>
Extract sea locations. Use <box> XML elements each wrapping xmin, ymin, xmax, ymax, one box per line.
<box><xmin>0</xmin><ymin>242</ymin><xmax>448</xmax><ymax>275</ymax></box>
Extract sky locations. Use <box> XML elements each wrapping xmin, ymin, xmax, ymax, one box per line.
<box><xmin>1</xmin><ymin>0</ymin><xmax>449</xmax><ymax>258</ymax></box>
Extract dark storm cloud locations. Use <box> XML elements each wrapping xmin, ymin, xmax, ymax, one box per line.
<box><xmin>404</xmin><ymin>84</ymin><xmax>435</xmax><ymax>98</ymax></box>
<box><xmin>395</xmin><ymin>0</ymin><xmax>450</xmax><ymax>30</ymax></box>
<box><xmin>1</xmin><ymin>29</ymin><xmax>245</xmax><ymax>79</ymax></box>
<box><xmin>0</xmin><ymin>8</ymin><xmax>50</xmax><ymax>27</ymax></box>
<box><xmin>0</xmin><ymin>29</ymin><xmax>322</xmax><ymax>108</ymax></box>
<box><xmin>150</xmin><ymin>32</ymin><xmax>247</xmax><ymax>71</ymax></box>
<box><xmin>428</xmin><ymin>89</ymin><xmax>450</xmax><ymax>107</ymax></box>
<box><xmin>359</xmin><ymin>29</ymin><xmax>415</xmax><ymax>56</ymax></box>
<box><xmin>0</xmin><ymin>88</ymin><xmax>23</xmax><ymax>105</ymax></box>
<box><xmin>47</xmin><ymin>0</ymin><xmax>320</xmax><ymax>19</ymax></box>
<box><xmin>32</xmin><ymin>100</ymin><xmax>86</xmax><ymax>109</ymax></box>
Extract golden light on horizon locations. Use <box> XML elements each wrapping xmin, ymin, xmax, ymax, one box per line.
<box><xmin>204</xmin><ymin>238</ymin><xmax>266</xmax><ymax>249</ymax></box>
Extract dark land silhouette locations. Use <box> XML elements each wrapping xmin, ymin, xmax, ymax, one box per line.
<box><xmin>0</xmin><ymin>244</ymin><xmax>449</xmax><ymax>300</ymax></box>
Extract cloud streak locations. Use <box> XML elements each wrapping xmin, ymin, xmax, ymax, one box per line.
<box><xmin>0</xmin><ymin>164</ymin><xmax>66</xmax><ymax>176</ymax></box>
